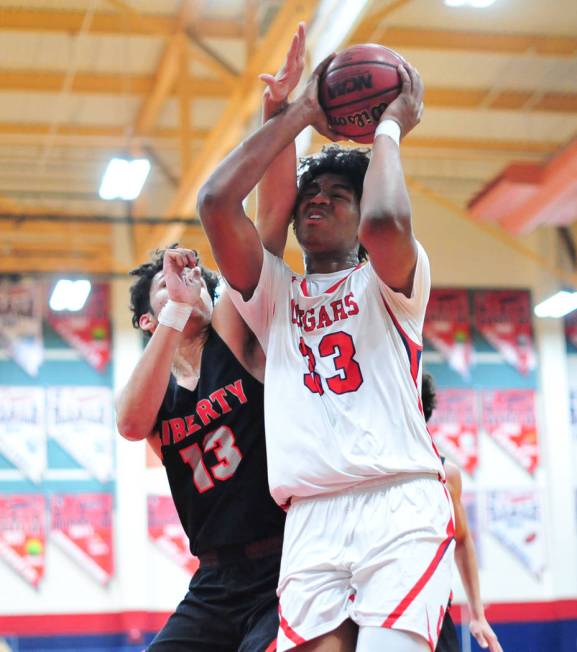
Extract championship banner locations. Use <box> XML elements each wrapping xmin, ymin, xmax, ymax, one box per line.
<box><xmin>0</xmin><ymin>387</ymin><xmax>46</xmax><ymax>483</ymax></box>
<box><xmin>566</xmin><ymin>311</ymin><xmax>577</xmax><ymax>349</ymax></box>
<box><xmin>0</xmin><ymin>494</ymin><xmax>46</xmax><ymax>588</ymax></box>
<box><xmin>424</xmin><ymin>289</ymin><xmax>472</xmax><ymax>379</ymax></box>
<box><xmin>0</xmin><ymin>279</ymin><xmax>43</xmax><ymax>376</ymax></box>
<box><xmin>473</xmin><ymin>289</ymin><xmax>536</xmax><ymax>374</ymax></box>
<box><xmin>50</xmin><ymin>493</ymin><xmax>114</xmax><ymax>585</ymax></box>
<box><xmin>428</xmin><ymin>389</ymin><xmax>479</xmax><ymax>475</ymax></box>
<box><xmin>147</xmin><ymin>495</ymin><xmax>199</xmax><ymax>575</ymax></box>
<box><xmin>47</xmin><ymin>282</ymin><xmax>111</xmax><ymax>371</ymax></box>
<box><xmin>482</xmin><ymin>390</ymin><xmax>539</xmax><ymax>474</ymax></box>
<box><xmin>46</xmin><ymin>387</ymin><xmax>114</xmax><ymax>482</ymax></box>
<box><xmin>486</xmin><ymin>489</ymin><xmax>544</xmax><ymax>579</ymax></box>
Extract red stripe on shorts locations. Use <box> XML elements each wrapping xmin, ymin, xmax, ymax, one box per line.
<box><xmin>382</xmin><ymin>518</ymin><xmax>455</xmax><ymax>628</ymax></box>
<box><xmin>278</xmin><ymin>604</ymin><xmax>306</xmax><ymax>645</ymax></box>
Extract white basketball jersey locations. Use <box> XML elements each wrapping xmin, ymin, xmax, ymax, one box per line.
<box><xmin>229</xmin><ymin>242</ymin><xmax>443</xmax><ymax>506</ymax></box>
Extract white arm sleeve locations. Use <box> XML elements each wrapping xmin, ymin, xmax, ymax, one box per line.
<box><xmin>225</xmin><ymin>245</ymin><xmax>289</xmax><ymax>351</ymax></box>
<box><xmin>374</xmin><ymin>240</ymin><xmax>431</xmax><ymax>338</ymax></box>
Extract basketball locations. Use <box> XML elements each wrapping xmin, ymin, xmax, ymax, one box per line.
<box><xmin>319</xmin><ymin>44</ymin><xmax>404</xmax><ymax>143</ymax></box>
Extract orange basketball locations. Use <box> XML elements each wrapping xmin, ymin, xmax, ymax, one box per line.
<box><xmin>319</xmin><ymin>44</ymin><xmax>404</xmax><ymax>144</ymax></box>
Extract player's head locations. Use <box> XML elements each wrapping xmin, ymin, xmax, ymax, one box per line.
<box><xmin>421</xmin><ymin>373</ymin><xmax>437</xmax><ymax>423</ymax></box>
<box><xmin>129</xmin><ymin>244</ymin><xmax>219</xmax><ymax>337</ymax></box>
<box><xmin>293</xmin><ymin>145</ymin><xmax>369</xmax><ymax>262</ymax></box>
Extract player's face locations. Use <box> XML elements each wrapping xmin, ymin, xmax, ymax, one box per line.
<box><xmin>294</xmin><ymin>173</ymin><xmax>360</xmax><ymax>256</ymax></box>
<box><xmin>147</xmin><ymin>270</ymin><xmax>213</xmax><ymax>330</ymax></box>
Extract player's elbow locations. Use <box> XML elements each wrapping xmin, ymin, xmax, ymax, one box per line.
<box><xmin>358</xmin><ymin>211</ymin><xmax>411</xmax><ymax>250</ymax></box>
<box><xmin>115</xmin><ymin>416</ymin><xmax>147</xmax><ymax>442</ymax></box>
<box><xmin>198</xmin><ymin>181</ymin><xmax>232</xmax><ymax>230</ymax></box>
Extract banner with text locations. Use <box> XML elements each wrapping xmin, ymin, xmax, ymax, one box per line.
<box><xmin>428</xmin><ymin>389</ymin><xmax>479</xmax><ymax>475</ymax></box>
<box><xmin>566</xmin><ymin>311</ymin><xmax>577</xmax><ymax>350</ymax></box>
<box><xmin>482</xmin><ymin>389</ymin><xmax>539</xmax><ymax>474</ymax></box>
<box><xmin>0</xmin><ymin>279</ymin><xmax>43</xmax><ymax>376</ymax></box>
<box><xmin>486</xmin><ymin>489</ymin><xmax>545</xmax><ymax>579</ymax></box>
<box><xmin>47</xmin><ymin>282</ymin><xmax>111</xmax><ymax>371</ymax></box>
<box><xmin>474</xmin><ymin>289</ymin><xmax>536</xmax><ymax>374</ymax></box>
<box><xmin>424</xmin><ymin>289</ymin><xmax>473</xmax><ymax>379</ymax></box>
<box><xmin>0</xmin><ymin>386</ymin><xmax>46</xmax><ymax>483</ymax></box>
<box><xmin>147</xmin><ymin>495</ymin><xmax>198</xmax><ymax>576</ymax></box>
<box><xmin>50</xmin><ymin>493</ymin><xmax>114</xmax><ymax>585</ymax></box>
<box><xmin>0</xmin><ymin>494</ymin><xmax>46</xmax><ymax>588</ymax></box>
<box><xmin>46</xmin><ymin>387</ymin><xmax>114</xmax><ymax>482</ymax></box>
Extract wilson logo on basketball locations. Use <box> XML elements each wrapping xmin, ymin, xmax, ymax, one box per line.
<box><xmin>327</xmin><ymin>74</ymin><xmax>373</xmax><ymax>100</ymax></box>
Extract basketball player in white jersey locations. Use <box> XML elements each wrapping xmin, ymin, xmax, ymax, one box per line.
<box><xmin>198</xmin><ymin>31</ymin><xmax>454</xmax><ymax>652</ymax></box>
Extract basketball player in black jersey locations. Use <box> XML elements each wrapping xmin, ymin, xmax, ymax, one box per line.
<box><xmin>422</xmin><ymin>374</ymin><xmax>502</xmax><ymax>652</ymax></box>
<box><xmin>116</xmin><ymin>246</ymin><xmax>285</xmax><ymax>651</ymax></box>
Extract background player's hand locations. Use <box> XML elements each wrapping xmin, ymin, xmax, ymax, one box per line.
<box><xmin>381</xmin><ymin>62</ymin><xmax>424</xmax><ymax>138</ymax></box>
<box><xmin>260</xmin><ymin>22</ymin><xmax>306</xmax><ymax>108</ymax></box>
<box><xmin>470</xmin><ymin>616</ymin><xmax>503</xmax><ymax>652</ymax></box>
<box><xmin>162</xmin><ymin>248</ymin><xmax>203</xmax><ymax>306</ymax></box>
<box><xmin>297</xmin><ymin>53</ymin><xmax>338</xmax><ymax>141</ymax></box>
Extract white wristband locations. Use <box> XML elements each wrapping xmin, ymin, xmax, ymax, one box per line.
<box><xmin>158</xmin><ymin>300</ymin><xmax>193</xmax><ymax>332</ymax></box>
<box><xmin>374</xmin><ymin>119</ymin><xmax>401</xmax><ymax>146</ymax></box>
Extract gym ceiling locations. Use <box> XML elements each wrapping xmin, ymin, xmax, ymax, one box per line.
<box><xmin>1</xmin><ymin>0</ymin><xmax>576</xmax><ymax>278</ymax></box>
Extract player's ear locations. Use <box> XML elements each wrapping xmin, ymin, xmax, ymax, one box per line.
<box><xmin>139</xmin><ymin>311</ymin><xmax>157</xmax><ymax>334</ymax></box>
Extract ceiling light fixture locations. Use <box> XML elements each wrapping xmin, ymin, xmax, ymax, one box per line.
<box><xmin>49</xmin><ymin>280</ymin><xmax>92</xmax><ymax>312</ymax></box>
<box><xmin>534</xmin><ymin>290</ymin><xmax>577</xmax><ymax>319</ymax></box>
<box><xmin>444</xmin><ymin>0</ymin><xmax>497</xmax><ymax>6</ymax></box>
<box><xmin>99</xmin><ymin>158</ymin><xmax>151</xmax><ymax>201</ymax></box>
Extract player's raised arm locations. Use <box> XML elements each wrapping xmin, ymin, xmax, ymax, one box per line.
<box><xmin>358</xmin><ymin>62</ymin><xmax>424</xmax><ymax>296</ymax></box>
<box><xmin>115</xmin><ymin>248</ymin><xmax>201</xmax><ymax>441</ymax></box>
<box><xmin>256</xmin><ymin>23</ymin><xmax>305</xmax><ymax>257</ymax></box>
<box><xmin>445</xmin><ymin>462</ymin><xmax>503</xmax><ymax>652</ymax></box>
<box><xmin>198</xmin><ymin>53</ymin><xmax>333</xmax><ymax>300</ymax></box>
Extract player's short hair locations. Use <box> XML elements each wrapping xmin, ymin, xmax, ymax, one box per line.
<box><xmin>421</xmin><ymin>373</ymin><xmax>437</xmax><ymax>423</ymax></box>
<box><xmin>295</xmin><ymin>145</ymin><xmax>370</xmax><ymax>262</ymax></box>
<box><xmin>128</xmin><ymin>244</ymin><xmax>219</xmax><ymax>330</ymax></box>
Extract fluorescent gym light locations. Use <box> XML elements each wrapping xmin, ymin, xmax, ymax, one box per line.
<box><xmin>444</xmin><ymin>0</ymin><xmax>497</xmax><ymax>6</ymax></box>
<box><xmin>99</xmin><ymin>158</ymin><xmax>151</xmax><ymax>201</ymax></box>
<box><xmin>534</xmin><ymin>290</ymin><xmax>577</xmax><ymax>319</ymax></box>
<box><xmin>49</xmin><ymin>280</ymin><xmax>92</xmax><ymax>312</ymax></box>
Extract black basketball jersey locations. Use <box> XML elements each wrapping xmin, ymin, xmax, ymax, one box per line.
<box><xmin>155</xmin><ymin>326</ymin><xmax>285</xmax><ymax>555</ymax></box>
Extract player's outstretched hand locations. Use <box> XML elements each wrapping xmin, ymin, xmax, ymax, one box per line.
<box><xmin>381</xmin><ymin>62</ymin><xmax>424</xmax><ymax>138</ymax></box>
<box><xmin>298</xmin><ymin>53</ymin><xmax>339</xmax><ymax>141</ymax></box>
<box><xmin>470</xmin><ymin>616</ymin><xmax>503</xmax><ymax>652</ymax></box>
<box><xmin>260</xmin><ymin>22</ymin><xmax>306</xmax><ymax>106</ymax></box>
<box><xmin>163</xmin><ymin>248</ymin><xmax>202</xmax><ymax>306</ymax></box>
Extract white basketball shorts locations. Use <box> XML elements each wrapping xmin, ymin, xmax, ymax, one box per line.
<box><xmin>276</xmin><ymin>474</ymin><xmax>455</xmax><ymax>651</ymax></box>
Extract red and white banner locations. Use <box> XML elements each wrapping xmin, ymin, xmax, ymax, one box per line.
<box><xmin>424</xmin><ymin>289</ymin><xmax>473</xmax><ymax>379</ymax></box>
<box><xmin>147</xmin><ymin>495</ymin><xmax>199</xmax><ymax>576</ymax></box>
<box><xmin>0</xmin><ymin>494</ymin><xmax>46</xmax><ymax>588</ymax></box>
<box><xmin>428</xmin><ymin>389</ymin><xmax>479</xmax><ymax>475</ymax></box>
<box><xmin>474</xmin><ymin>289</ymin><xmax>536</xmax><ymax>374</ymax></box>
<box><xmin>46</xmin><ymin>387</ymin><xmax>114</xmax><ymax>482</ymax></box>
<box><xmin>566</xmin><ymin>311</ymin><xmax>577</xmax><ymax>349</ymax></box>
<box><xmin>50</xmin><ymin>493</ymin><xmax>114</xmax><ymax>585</ymax></box>
<box><xmin>0</xmin><ymin>279</ymin><xmax>43</xmax><ymax>376</ymax></box>
<box><xmin>0</xmin><ymin>387</ymin><xmax>46</xmax><ymax>483</ymax></box>
<box><xmin>47</xmin><ymin>282</ymin><xmax>111</xmax><ymax>371</ymax></box>
<box><xmin>482</xmin><ymin>390</ymin><xmax>539</xmax><ymax>474</ymax></box>
<box><xmin>486</xmin><ymin>489</ymin><xmax>544</xmax><ymax>579</ymax></box>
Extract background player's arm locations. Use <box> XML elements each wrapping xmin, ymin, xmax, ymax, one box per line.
<box><xmin>115</xmin><ymin>322</ymin><xmax>181</xmax><ymax>441</ymax></box>
<box><xmin>359</xmin><ymin>63</ymin><xmax>423</xmax><ymax>296</ymax></box>
<box><xmin>445</xmin><ymin>462</ymin><xmax>503</xmax><ymax>652</ymax></box>
<box><xmin>255</xmin><ymin>23</ymin><xmax>304</xmax><ymax>257</ymax></box>
<box><xmin>116</xmin><ymin>249</ymin><xmax>200</xmax><ymax>441</ymax></box>
<box><xmin>198</xmin><ymin>53</ymin><xmax>333</xmax><ymax>300</ymax></box>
